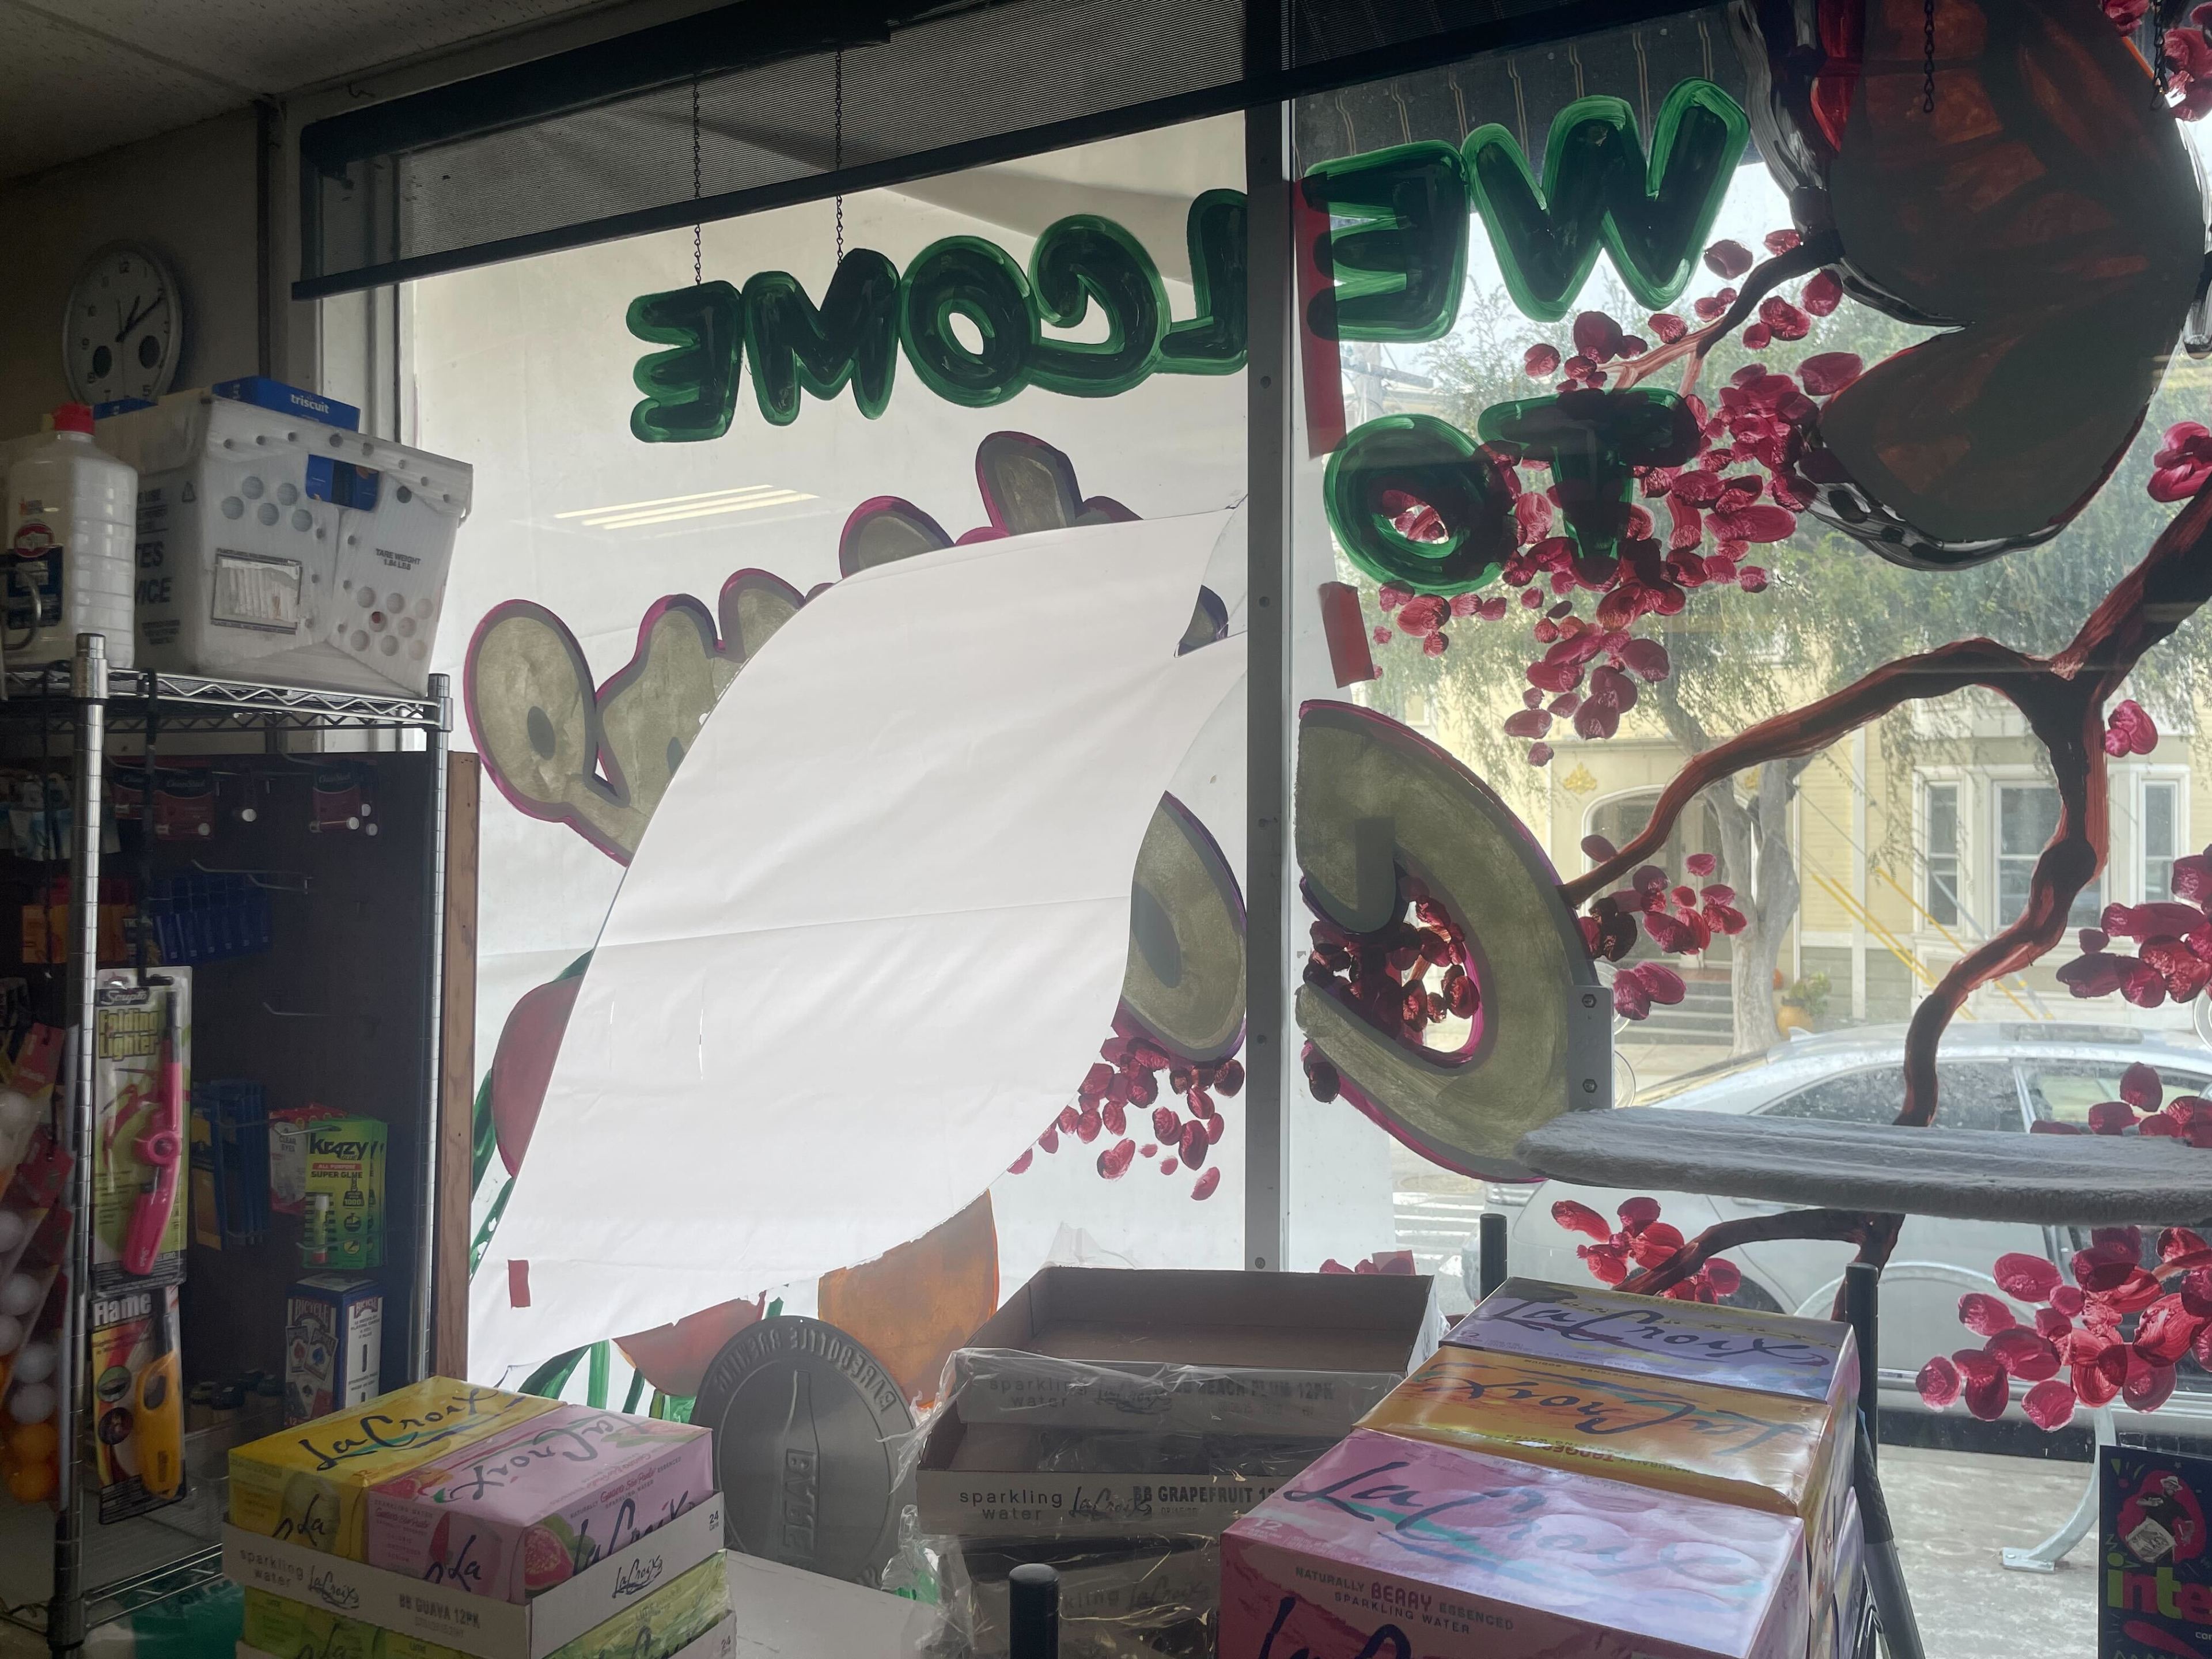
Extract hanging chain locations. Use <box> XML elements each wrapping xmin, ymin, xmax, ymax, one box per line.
<box><xmin>834</xmin><ymin>50</ymin><xmax>846</xmax><ymax>267</ymax></box>
<box><xmin>691</xmin><ymin>75</ymin><xmax>703</xmax><ymax>284</ymax></box>
<box><xmin>1922</xmin><ymin>0</ymin><xmax>1936</xmax><ymax>115</ymax></box>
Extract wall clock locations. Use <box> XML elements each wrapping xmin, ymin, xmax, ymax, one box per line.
<box><xmin>63</xmin><ymin>243</ymin><xmax>183</xmax><ymax>407</ymax></box>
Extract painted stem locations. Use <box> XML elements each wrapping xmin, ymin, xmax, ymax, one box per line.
<box><xmin>1620</xmin><ymin>1207</ymin><xmax>1878</xmax><ymax>1296</ymax></box>
<box><xmin>1580</xmin><ymin>481</ymin><xmax>2212</xmax><ymax>1294</ymax></box>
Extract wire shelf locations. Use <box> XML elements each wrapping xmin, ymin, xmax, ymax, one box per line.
<box><xmin>2</xmin><ymin>662</ymin><xmax>446</xmax><ymax>734</ymax></box>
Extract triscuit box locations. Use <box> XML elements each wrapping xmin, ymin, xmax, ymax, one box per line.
<box><xmin>1220</xmin><ymin>1428</ymin><xmax>1808</xmax><ymax>1659</ymax></box>
<box><xmin>286</xmin><ymin>1275</ymin><xmax>383</xmax><ymax>1426</ymax></box>
<box><xmin>364</xmin><ymin>1406</ymin><xmax>714</xmax><ymax>1601</ymax></box>
<box><xmin>229</xmin><ymin>1378</ymin><xmax>560</xmax><ymax>1558</ymax></box>
<box><xmin>1359</xmin><ymin>1342</ymin><xmax>1852</xmax><ymax>1653</ymax></box>
<box><xmin>96</xmin><ymin>389</ymin><xmax>470</xmax><ymax>696</ymax></box>
<box><xmin>92</xmin><ymin>969</ymin><xmax>190</xmax><ymax>1293</ymax></box>
<box><xmin>945</xmin><ymin>1266</ymin><xmax>1435</xmax><ymax>1435</ymax></box>
<box><xmin>90</xmin><ymin>1283</ymin><xmax>186</xmax><ymax>1522</ymax></box>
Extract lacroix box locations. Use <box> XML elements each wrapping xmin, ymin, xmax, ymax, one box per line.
<box><xmin>1219</xmin><ymin>1429</ymin><xmax>1808</xmax><ymax>1659</ymax></box>
<box><xmin>1360</xmin><ymin>1344</ymin><xmax>1851</xmax><ymax>1658</ymax></box>
<box><xmin>230</xmin><ymin>1378</ymin><xmax>562</xmax><ymax>1558</ymax></box>
<box><xmin>1445</xmin><ymin>1279</ymin><xmax>1855</xmax><ymax>1408</ymax></box>
<box><xmin>364</xmin><ymin>1405</ymin><xmax>714</xmax><ymax>1600</ymax></box>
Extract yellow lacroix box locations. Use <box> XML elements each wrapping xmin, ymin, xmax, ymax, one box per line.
<box><xmin>1361</xmin><ymin>1345</ymin><xmax>1850</xmax><ymax>1659</ymax></box>
<box><xmin>229</xmin><ymin>1377</ymin><xmax>560</xmax><ymax>1558</ymax></box>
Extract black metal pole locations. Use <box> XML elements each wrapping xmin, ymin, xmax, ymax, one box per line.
<box><xmin>1007</xmin><ymin>1562</ymin><xmax>1060</xmax><ymax>1659</ymax></box>
<box><xmin>1478</xmin><ymin>1210</ymin><xmax>1508</xmax><ymax>1300</ymax></box>
<box><xmin>1844</xmin><ymin>1260</ymin><xmax>1878</xmax><ymax>1453</ymax></box>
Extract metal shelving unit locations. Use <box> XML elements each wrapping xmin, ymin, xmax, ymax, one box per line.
<box><xmin>0</xmin><ymin>635</ymin><xmax>451</xmax><ymax>1659</ymax></box>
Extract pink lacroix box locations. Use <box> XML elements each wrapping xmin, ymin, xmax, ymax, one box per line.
<box><xmin>1220</xmin><ymin>1429</ymin><xmax>1808</xmax><ymax>1659</ymax></box>
<box><xmin>363</xmin><ymin>1406</ymin><xmax>714</xmax><ymax>1601</ymax></box>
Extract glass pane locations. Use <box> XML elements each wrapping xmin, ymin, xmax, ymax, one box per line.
<box><xmin>2001</xmin><ymin>785</ymin><xmax>2059</xmax><ymax>855</ymax></box>
<box><xmin>1925</xmin><ymin>783</ymin><xmax>1960</xmax><ymax>926</ymax></box>
<box><xmin>1763</xmin><ymin>1063</ymin><xmax>2020</xmax><ymax>1132</ymax></box>
<box><xmin>411</xmin><ymin>116</ymin><xmax>1250</xmax><ymax>1402</ymax></box>
<box><xmin>2022</xmin><ymin>1060</ymin><xmax>2212</xmax><ymax>1128</ymax></box>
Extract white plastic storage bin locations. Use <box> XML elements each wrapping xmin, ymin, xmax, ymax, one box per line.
<box><xmin>96</xmin><ymin>392</ymin><xmax>471</xmax><ymax>696</ymax></box>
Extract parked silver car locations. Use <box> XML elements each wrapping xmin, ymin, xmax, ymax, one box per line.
<box><xmin>1489</xmin><ymin>1022</ymin><xmax>2212</xmax><ymax>1441</ymax></box>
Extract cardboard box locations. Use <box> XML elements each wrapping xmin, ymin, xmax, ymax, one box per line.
<box><xmin>945</xmin><ymin>1267</ymin><xmax>1435</xmax><ymax>1435</ymax></box>
<box><xmin>237</xmin><ymin>1628</ymin><xmax>738</xmax><ymax>1659</ymax></box>
<box><xmin>224</xmin><ymin>1493</ymin><xmax>726</xmax><ymax>1659</ymax></box>
<box><xmin>1360</xmin><ymin>1343</ymin><xmax>1853</xmax><ymax>1654</ymax></box>
<box><xmin>286</xmin><ymin>1276</ymin><xmax>384</xmax><ymax>1426</ymax></box>
<box><xmin>1220</xmin><ymin>1428</ymin><xmax>1809</xmax><ymax>1659</ymax></box>
<box><xmin>229</xmin><ymin>1378</ymin><xmax>561</xmax><ymax>1558</ymax></box>
<box><xmin>365</xmin><ymin>1406</ymin><xmax>713</xmax><ymax>1600</ymax></box>
<box><xmin>917</xmin><ymin>1420</ymin><xmax>1309</xmax><ymax>1541</ymax></box>
<box><xmin>1445</xmin><ymin>1279</ymin><xmax>1856</xmax><ymax>1408</ymax></box>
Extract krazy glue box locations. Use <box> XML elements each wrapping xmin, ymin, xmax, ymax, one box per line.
<box><xmin>1361</xmin><ymin>1340</ymin><xmax>1853</xmax><ymax>1640</ymax></box>
<box><xmin>364</xmin><ymin>1405</ymin><xmax>714</xmax><ymax>1600</ymax></box>
<box><xmin>229</xmin><ymin>1377</ymin><xmax>560</xmax><ymax>1558</ymax></box>
<box><xmin>287</xmin><ymin>1275</ymin><xmax>384</xmax><ymax>1426</ymax></box>
<box><xmin>92</xmin><ymin>968</ymin><xmax>190</xmax><ymax>1293</ymax></box>
<box><xmin>2102</xmin><ymin>1444</ymin><xmax>2212</xmax><ymax>1657</ymax></box>
<box><xmin>90</xmin><ymin>1283</ymin><xmax>187</xmax><ymax>1522</ymax></box>
<box><xmin>271</xmin><ymin>1104</ymin><xmax>345</xmax><ymax>1215</ymax></box>
<box><xmin>1219</xmin><ymin>1429</ymin><xmax>1808</xmax><ymax>1659</ymax></box>
<box><xmin>307</xmin><ymin>1116</ymin><xmax>387</xmax><ymax>1270</ymax></box>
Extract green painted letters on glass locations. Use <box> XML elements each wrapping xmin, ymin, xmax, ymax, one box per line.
<box><xmin>1028</xmin><ymin>216</ymin><xmax>1169</xmax><ymax>397</ymax></box>
<box><xmin>1476</xmin><ymin>387</ymin><xmax>1700</xmax><ymax>563</ymax></box>
<box><xmin>1465</xmin><ymin>79</ymin><xmax>1749</xmax><ymax>323</ymax></box>
<box><xmin>1322</xmin><ymin>413</ymin><xmax>1517</xmax><ymax>594</ymax></box>
<box><xmin>741</xmin><ymin>249</ymin><xmax>902</xmax><ymax>425</ymax></box>
<box><xmin>900</xmin><ymin>236</ymin><xmax>1036</xmax><ymax>408</ymax></box>
<box><xmin>1158</xmin><ymin>189</ymin><xmax>1248</xmax><ymax>373</ymax></box>
<box><xmin>627</xmin><ymin>281</ymin><xmax>744</xmax><ymax>443</ymax></box>
<box><xmin>1301</xmin><ymin>142</ymin><xmax>1470</xmax><ymax>344</ymax></box>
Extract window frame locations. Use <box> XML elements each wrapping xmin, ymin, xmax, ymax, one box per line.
<box><xmin>1991</xmin><ymin>777</ymin><xmax>2101</xmax><ymax>931</ymax></box>
<box><xmin>2132</xmin><ymin>768</ymin><xmax>2189</xmax><ymax>905</ymax></box>
<box><xmin>1919</xmin><ymin>774</ymin><xmax>1965</xmax><ymax>930</ymax></box>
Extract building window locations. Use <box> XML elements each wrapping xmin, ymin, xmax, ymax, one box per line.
<box><xmin>1925</xmin><ymin>782</ymin><xmax>1961</xmax><ymax>926</ymax></box>
<box><xmin>1997</xmin><ymin>783</ymin><xmax>2100</xmax><ymax>927</ymax></box>
<box><xmin>2144</xmin><ymin>778</ymin><xmax>2179</xmax><ymax>903</ymax></box>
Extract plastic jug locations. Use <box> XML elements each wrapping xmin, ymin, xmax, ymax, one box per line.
<box><xmin>3</xmin><ymin>404</ymin><xmax>137</xmax><ymax>669</ymax></box>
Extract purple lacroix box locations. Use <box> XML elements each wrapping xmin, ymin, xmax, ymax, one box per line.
<box><xmin>363</xmin><ymin>1404</ymin><xmax>714</xmax><ymax>1600</ymax></box>
<box><xmin>1221</xmin><ymin>1429</ymin><xmax>1808</xmax><ymax>1659</ymax></box>
<box><xmin>1445</xmin><ymin>1278</ymin><xmax>1854</xmax><ymax>1407</ymax></box>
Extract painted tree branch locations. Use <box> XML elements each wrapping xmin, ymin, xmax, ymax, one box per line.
<box><xmin>1571</xmin><ymin>482</ymin><xmax>2212</xmax><ymax>1296</ymax></box>
<box><xmin>1620</xmin><ymin>1208</ymin><xmax>1880</xmax><ymax>1297</ymax></box>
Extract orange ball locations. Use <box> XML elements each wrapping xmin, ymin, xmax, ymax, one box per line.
<box><xmin>9</xmin><ymin>1421</ymin><xmax>57</xmax><ymax>1461</ymax></box>
<box><xmin>7</xmin><ymin>1459</ymin><xmax>56</xmax><ymax>1503</ymax></box>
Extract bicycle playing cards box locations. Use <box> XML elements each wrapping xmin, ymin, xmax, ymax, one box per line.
<box><xmin>2103</xmin><ymin>1445</ymin><xmax>2212</xmax><ymax>1658</ymax></box>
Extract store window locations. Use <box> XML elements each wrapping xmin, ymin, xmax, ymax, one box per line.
<box><xmin>1923</xmin><ymin>781</ymin><xmax>1961</xmax><ymax>927</ymax></box>
<box><xmin>1997</xmin><ymin>783</ymin><xmax>2100</xmax><ymax>929</ymax></box>
<box><xmin>1762</xmin><ymin>1063</ymin><xmax>2023</xmax><ymax>1133</ymax></box>
<box><xmin>2143</xmin><ymin>776</ymin><xmax>2181</xmax><ymax>902</ymax></box>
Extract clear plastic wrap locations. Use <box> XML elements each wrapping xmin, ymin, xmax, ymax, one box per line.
<box><xmin>940</xmin><ymin>1347</ymin><xmax>1403</xmax><ymax>1437</ymax></box>
<box><xmin>929</xmin><ymin>1537</ymin><xmax>1218</xmax><ymax>1659</ymax></box>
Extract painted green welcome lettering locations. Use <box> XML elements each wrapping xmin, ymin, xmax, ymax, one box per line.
<box><xmin>1303</xmin><ymin>79</ymin><xmax>1749</xmax><ymax>339</ymax></box>
<box><xmin>741</xmin><ymin>250</ymin><xmax>902</xmax><ymax>426</ymax></box>
<box><xmin>624</xmin><ymin>192</ymin><xmax>1248</xmax><ymax>438</ymax></box>
<box><xmin>627</xmin><ymin>281</ymin><xmax>743</xmax><ymax>443</ymax></box>
<box><xmin>1465</xmin><ymin>79</ymin><xmax>1749</xmax><ymax>321</ymax></box>
<box><xmin>1323</xmin><ymin>412</ymin><xmax>1517</xmax><ymax>593</ymax></box>
<box><xmin>1301</xmin><ymin>142</ymin><xmax>1471</xmax><ymax>343</ymax></box>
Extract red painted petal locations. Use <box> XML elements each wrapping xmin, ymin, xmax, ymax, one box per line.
<box><xmin>2122</xmin><ymin>1062</ymin><xmax>2165</xmax><ymax>1110</ymax></box>
<box><xmin>1618</xmin><ymin>1196</ymin><xmax>1662</xmax><ymax>1228</ymax></box>
<box><xmin>1703</xmin><ymin>1257</ymin><xmax>1743</xmax><ymax>1294</ymax></box>
<box><xmin>1993</xmin><ymin>1254</ymin><xmax>2062</xmax><ymax>1302</ymax></box>
<box><xmin>1986</xmin><ymin>1327</ymin><xmax>2062</xmax><ymax>1381</ymax></box>
<box><xmin>1551</xmin><ymin>1199</ymin><xmax>1613</xmax><ymax>1241</ymax></box>
<box><xmin>2022</xmin><ymin>1379</ymin><xmax>2078</xmax><ymax>1431</ymax></box>
<box><xmin>2123</xmin><ymin>1356</ymin><xmax>2178</xmax><ymax>1413</ymax></box>
<box><xmin>1800</xmin><ymin>270</ymin><xmax>1844</xmax><ymax>317</ymax></box>
<box><xmin>1524</xmin><ymin>343</ymin><xmax>1561</xmax><ymax>377</ymax></box>
<box><xmin>1958</xmin><ymin>1293</ymin><xmax>2017</xmax><ymax>1336</ymax></box>
<box><xmin>1916</xmin><ymin>1355</ymin><xmax>1962</xmax><ymax>1407</ymax></box>
<box><xmin>1796</xmin><ymin>351</ymin><xmax>1863</xmax><ymax>396</ymax></box>
<box><xmin>1704</xmin><ymin>239</ymin><xmax>1754</xmax><ymax>278</ymax></box>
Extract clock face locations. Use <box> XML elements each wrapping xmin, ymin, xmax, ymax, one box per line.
<box><xmin>65</xmin><ymin>245</ymin><xmax>181</xmax><ymax>407</ymax></box>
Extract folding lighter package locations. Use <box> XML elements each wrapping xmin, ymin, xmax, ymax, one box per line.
<box><xmin>1370</xmin><ymin>1301</ymin><xmax>1858</xmax><ymax>1639</ymax></box>
<box><xmin>364</xmin><ymin>1404</ymin><xmax>714</xmax><ymax>1600</ymax></box>
<box><xmin>935</xmin><ymin>1538</ymin><xmax>1218</xmax><ymax>1659</ymax></box>
<box><xmin>229</xmin><ymin>1378</ymin><xmax>563</xmax><ymax>1558</ymax></box>
<box><xmin>1219</xmin><ymin>1427</ymin><xmax>1810</xmax><ymax>1659</ymax></box>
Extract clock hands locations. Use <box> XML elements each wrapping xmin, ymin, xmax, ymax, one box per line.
<box><xmin>114</xmin><ymin>291</ymin><xmax>166</xmax><ymax>344</ymax></box>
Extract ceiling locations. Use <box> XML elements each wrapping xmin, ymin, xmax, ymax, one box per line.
<box><xmin>0</xmin><ymin>0</ymin><xmax>645</xmax><ymax>181</ymax></box>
